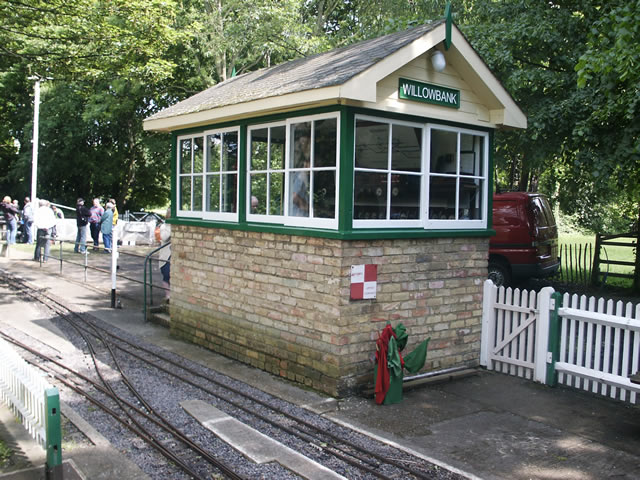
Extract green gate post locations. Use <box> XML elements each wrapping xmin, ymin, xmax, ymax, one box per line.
<box><xmin>545</xmin><ymin>292</ymin><xmax>562</xmax><ymax>387</ymax></box>
<box><xmin>45</xmin><ymin>387</ymin><xmax>63</xmax><ymax>480</ymax></box>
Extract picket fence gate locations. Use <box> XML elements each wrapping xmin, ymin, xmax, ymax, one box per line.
<box><xmin>480</xmin><ymin>280</ymin><xmax>640</xmax><ymax>404</ymax></box>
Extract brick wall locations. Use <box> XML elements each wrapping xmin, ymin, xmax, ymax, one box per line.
<box><xmin>170</xmin><ymin>225</ymin><xmax>487</xmax><ymax>396</ymax></box>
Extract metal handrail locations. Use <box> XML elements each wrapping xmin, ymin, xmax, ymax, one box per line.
<box><xmin>143</xmin><ymin>242</ymin><xmax>170</xmax><ymax>321</ymax></box>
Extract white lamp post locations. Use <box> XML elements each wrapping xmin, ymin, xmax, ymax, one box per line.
<box><xmin>29</xmin><ymin>76</ymin><xmax>41</xmax><ymax>203</ymax></box>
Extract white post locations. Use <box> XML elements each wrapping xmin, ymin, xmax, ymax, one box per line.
<box><xmin>534</xmin><ymin>286</ymin><xmax>555</xmax><ymax>383</ymax></box>
<box><xmin>480</xmin><ymin>279</ymin><xmax>495</xmax><ymax>367</ymax></box>
<box><xmin>110</xmin><ymin>227</ymin><xmax>118</xmax><ymax>308</ymax></box>
<box><xmin>30</xmin><ymin>78</ymin><xmax>40</xmax><ymax>203</ymax></box>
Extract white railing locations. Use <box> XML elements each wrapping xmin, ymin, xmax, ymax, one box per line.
<box><xmin>0</xmin><ymin>337</ymin><xmax>52</xmax><ymax>447</ymax></box>
<box><xmin>481</xmin><ymin>280</ymin><xmax>640</xmax><ymax>404</ymax></box>
<box><xmin>556</xmin><ymin>294</ymin><xmax>640</xmax><ymax>403</ymax></box>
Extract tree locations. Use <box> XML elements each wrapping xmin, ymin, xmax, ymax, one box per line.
<box><xmin>574</xmin><ymin>1</ymin><xmax>640</xmax><ymax>230</ymax></box>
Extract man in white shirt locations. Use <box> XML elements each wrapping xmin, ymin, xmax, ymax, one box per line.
<box><xmin>33</xmin><ymin>200</ymin><xmax>56</xmax><ymax>262</ymax></box>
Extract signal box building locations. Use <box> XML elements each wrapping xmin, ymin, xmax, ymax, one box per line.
<box><xmin>143</xmin><ymin>19</ymin><xmax>526</xmax><ymax>396</ymax></box>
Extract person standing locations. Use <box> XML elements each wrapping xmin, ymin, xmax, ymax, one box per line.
<box><xmin>74</xmin><ymin>198</ymin><xmax>91</xmax><ymax>253</ymax></box>
<box><xmin>33</xmin><ymin>200</ymin><xmax>56</xmax><ymax>262</ymax></box>
<box><xmin>0</xmin><ymin>196</ymin><xmax>19</xmax><ymax>244</ymax></box>
<box><xmin>51</xmin><ymin>205</ymin><xmax>64</xmax><ymax>241</ymax></box>
<box><xmin>88</xmin><ymin>198</ymin><xmax>104</xmax><ymax>251</ymax></box>
<box><xmin>158</xmin><ymin>207</ymin><xmax>171</xmax><ymax>302</ymax></box>
<box><xmin>22</xmin><ymin>197</ymin><xmax>34</xmax><ymax>244</ymax></box>
<box><xmin>100</xmin><ymin>202</ymin><xmax>114</xmax><ymax>253</ymax></box>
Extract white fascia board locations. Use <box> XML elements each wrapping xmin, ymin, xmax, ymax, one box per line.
<box><xmin>451</xmin><ymin>29</ymin><xmax>527</xmax><ymax>129</ymax></box>
<box><xmin>339</xmin><ymin>26</ymin><xmax>445</xmax><ymax>102</ymax></box>
<box><xmin>143</xmin><ymin>86</ymin><xmax>343</xmax><ymax>132</ymax></box>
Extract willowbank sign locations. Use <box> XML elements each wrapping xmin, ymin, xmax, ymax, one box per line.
<box><xmin>398</xmin><ymin>78</ymin><xmax>460</xmax><ymax>109</ymax></box>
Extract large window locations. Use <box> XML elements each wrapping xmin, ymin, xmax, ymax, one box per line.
<box><xmin>353</xmin><ymin>115</ymin><xmax>488</xmax><ymax>229</ymax></box>
<box><xmin>353</xmin><ymin>116</ymin><xmax>423</xmax><ymax>228</ymax></box>
<box><xmin>247</xmin><ymin>113</ymin><xmax>339</xmax><ymax>228</ymax></box>
<box><xmin>426</xmin><ymin>126</ymin><xmax>487</xmax><ymax>228</ymax></box>
<box><xmin>177</xmin><ymin>127</ymin><xmax>239</xmax><ymax>221</ymax></box>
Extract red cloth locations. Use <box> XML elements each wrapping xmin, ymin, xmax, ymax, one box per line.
<box><xmin>374</xmin><ymin>324</ymin><xmax>396</xmax><ymax>404</ymax></box>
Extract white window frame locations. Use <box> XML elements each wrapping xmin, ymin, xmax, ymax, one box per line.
<box><xmin>246</xmin><ymin>121</ymin><xmax>287</xmax><ymax>224</ymax></box>
<box><xmin>176</xmin><ymin>133</ymin><xmax>204</xmax><ymax>219</ymax></box>
<box><xmin>352</xmin><ymin>115</ymin><xmax>489</xmax><ymax>230</ymax></box>
<box><xmin>424</xmin><ymin>124</ymin><xmax>489</xmax><ymax>229</ymax></box>
<box><xmin>176</xmin><ymin>127</ymin><xmax>240</xmax><ymax>222</ymax></box>
<box><xmin>353</xmin><ymin>114</ymin><xmax>424</xmax><ymax>229</ymax></box>
<box><xmin>247</xmin><ymin>112</ymin><xmax>340</xmax><ymax>229</ymax></box>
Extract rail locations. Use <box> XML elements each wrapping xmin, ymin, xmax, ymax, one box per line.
<box><xmin>31</xmin><ymin>236</ymin><xmax>167</xmax><ymax>312</ymax></box>
<box><xmin>143</xmin><ymin>242</ymin><xmax>171</xmax><ymax>321</ymax></box>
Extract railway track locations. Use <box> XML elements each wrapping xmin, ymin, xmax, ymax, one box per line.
<box><xmin>0</xmin><ymin>272</ymin><xmax>464</xmax><ymax>480</ymax></box>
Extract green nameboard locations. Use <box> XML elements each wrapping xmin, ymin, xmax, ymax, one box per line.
<box><xmin>398</xmin><ymin>78</ymin><xmax>460</xmax><ymax>109</ymax></box>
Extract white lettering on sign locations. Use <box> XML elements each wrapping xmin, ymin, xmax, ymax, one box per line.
<box><xmin>398</xmin><ymin>78</ymin><xmax>460</xmax><ymax>108</ymax></box>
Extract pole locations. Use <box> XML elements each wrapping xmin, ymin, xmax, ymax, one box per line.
<box><xmin>31</xmin><ymin>78</ymin><xmax>40</xmax><ymax>203</ymax></box>
<box><xmin>111</xmin><ymin>225</ymin><xmax>118</xmax><ymax>308</ymax></box>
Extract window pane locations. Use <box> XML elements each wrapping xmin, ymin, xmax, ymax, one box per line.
<box><xmin>289</xmin><ymin>170</ymin><xmax>309</xmax><ymax>217</ymax></box>
<box><xmin>250</xmin><ymin>174</ymin><xmax>266</xmax><ymax>214</ymax></box>
<box><xmin>354</xmin><ymin>171</ymin><xmax>387</xmax><ymax>220</ymax></box>
<box><xmin>431</xmin><ymin>129</ymin><xmax>457</xmax><ymax>174</ymax></box>
<box><xmin>270</xmin><ymin>126</ymin><xmax>286</xmax><ymax>170</ymax></box>
<box><xmin>251</xmin><ymin>129</ymin><xmax>268</xmax><ymax>171</ymax></box>
<box><xmin>460</xmin><ymin>133</ymin><xmax>483</xmax><ymax>176</ymax></box>
<box><xmin>207</xmin><ymin>134</ymin><xmax>221</xmax><ymax>172</ymax></box>
<box><xmin>313</xmin><ymin>171</ymin><xmax>335</xmax><ymax>219</ymax></box>
<box><xmin>391</xmin><ymin>125</ymin><xmax>421</xmax><ymax>172</ymax></box>
<box><xmin>390</xmin><ymin>174</ymin><xmax>420</xmax><ymax>219</ymax></box>
<box><xmin>459</xmin><ymin>179</ymin><xmax>483</xmax><ymax>220</ymax></box>
<box><xmin>180</xmin><ymin>139</ymin><xmax>191</xmax><ymax>174</ymax></box>
<box><xmin>429</xmin><ymin>177</ymin><xmax>456</xmax><ymax>219</ymax></box>
<box><xmin>221</xmin><ymin>173</ymin><xmax>237</xmax><ymax>213</ymax></box>
<box><xmin>222</xmin><ymin>132</ymin><xmax>238</xmax><ymax>171</ymax></box>
<box><xmin>180</xmin><ymin>176</ymin><xmax>191</xmax><ymax>210</ymax></box>
<box><xmin>194</xmin><ymin>137</ymin><xmax>204</xmax><ymax>173</ymax></box>
<box><xmin>314</xmin><ymin>118</ymin><xmax>337</xmax><ymax>167</ymax></box>
<box><xmin>355</xmin><ymin>120</ymin><xmax>388</xmax><ymax>169</ymax></box>
<box><xmin>290</xmin><ymin>122</ymin><xmax>311</xmax><ymax>168</ymax></box>
<box><xmin>193</xmin><ymin>175</ymin><xmax>203</xmax><ymax>212</ymax></box>
<box><xmin>269</xmin><ymin>172</ymin><xmax>284</xmax><ymax>216</ymax></box>
<box><xmin>206</xmin><ymin>175</ymin><xmax>219</xmax><ymax>212</ymax></box>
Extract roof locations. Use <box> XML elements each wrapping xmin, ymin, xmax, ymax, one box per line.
<box><xmin>144</xmin><ymin>20</ymin><xmax>526</xmax><ymax>132</ymax></box>
<box><xmin>147</xmin><ymin>20</ymin><xmax>444</xmax><ymax>124</ymax></box>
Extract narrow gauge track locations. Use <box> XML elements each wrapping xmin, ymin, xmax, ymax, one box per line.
<box><xmin>1</xmin><ymin>273</ymin><xmax>463</xmax><ymax>480</ymax></box>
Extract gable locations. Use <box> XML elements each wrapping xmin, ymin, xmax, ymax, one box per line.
<box><xmin>144</xmin><ymin>21</ymin><xmax>525</xmax><ymax>132</ymax></box>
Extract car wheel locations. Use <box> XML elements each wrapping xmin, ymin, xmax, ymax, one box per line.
<box><xmin>488</xmin><ymin>261</ymin><xmax>511</xmax><ymax>287</ymax></box>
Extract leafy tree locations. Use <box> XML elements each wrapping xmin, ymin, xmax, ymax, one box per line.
<box><xmin>574</xmin><ymin>1</ymin><xmax>640</xmax><ymax>230</ymax></box>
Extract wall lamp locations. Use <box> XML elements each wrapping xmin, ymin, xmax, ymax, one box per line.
<box><xmin>431</xmin><ymin>49</ymin><xmax>446</xmax><ymax>72</ymax></box>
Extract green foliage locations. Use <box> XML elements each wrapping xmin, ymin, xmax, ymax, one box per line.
<box><xmin>0</xmin><ymin>0</ymin><xmax>637</xmax><ymax>225</ymax></box>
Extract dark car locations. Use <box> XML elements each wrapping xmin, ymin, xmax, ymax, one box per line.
<box><xmin>489</xmin><ymin>192</ymin><xmax>560</xmax><ymax>287</ymax></box>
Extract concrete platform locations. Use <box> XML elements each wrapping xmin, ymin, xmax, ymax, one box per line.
<box><xmin>1</xmin><ymin>246</ymin><xmax>639</xmax><ymax>480</ymax></box>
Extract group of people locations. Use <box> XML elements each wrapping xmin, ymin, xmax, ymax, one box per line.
<box><xmin>0</xmin><ymin>196</ymin><xmax>36</xmax><ymax>244</ymax></box>
<box><xmin>74</xmin><ymin>197</ymin><xmax>118</xmax><ymax>254</ymax></box>
<box><xmin>0</xmin><ymin>196</ymin><xmax>67</xmax><ymax>262</ymax></box>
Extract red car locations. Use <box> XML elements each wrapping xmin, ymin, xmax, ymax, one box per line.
<box><xmin>489</xmin><ymin>192</ymin><xmax>560</xmax><ymax>287</ymax></box>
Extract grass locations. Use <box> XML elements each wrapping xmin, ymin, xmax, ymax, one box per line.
<box><xmin>558</xmin><ymin>231</ymin><xmax>637</xmax><ymax>289</ymax></box>
<box><xmin>0</xmin><ymin>438</ymin><xmax>12</xmax><ymax>468</ymax></box>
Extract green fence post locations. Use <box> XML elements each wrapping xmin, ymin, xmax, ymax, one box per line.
<box><xmin>45</xmin><ymin>387</ymin><xmax>63</xmax><ymax>480</ymax></box>
<box><xmin>545</xmin><ymin>292</ymin><xmax>562</xmax><ymax>387</ymax></box>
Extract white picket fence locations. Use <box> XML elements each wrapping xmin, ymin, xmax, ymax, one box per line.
<box><xmin>0</xmin><ymin>337</ymin><xmax>52</xmax><ymax>447</ymax></box>
<box><xmin>481</xmin><ymin>280</ymin><xmax>640</xmax><ymax>404</ymax></box>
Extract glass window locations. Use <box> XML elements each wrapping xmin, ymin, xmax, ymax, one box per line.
<box><xmin>427</xmin><ymin>127</ymin><xmax>488</xmax><ymax>227</ymax></box>
<box><xmin>353</xmin><ymin>115</ymin><xmax>488</xmax><ymax>229</ymax></box>
<box><xmin>353</xmin><ymin>117</ymin><xmax>422</xmax><ymax>227</ymax></box>
<box><xmin>177</xmin><ymin>128</ymin><xmax>238</xmax><ymax>220</ymax></box>
<box><xmin>177</xmin><ymin>135</ymin><xmax>204</xmax><ymax>213</ymax></box>
<box><xmin>248</xmin><ymin>124</ymin><xmax>286</xmax><ymax>218</ymax></box>
<box><xmin>248</xmin><ymin>114</ymin><xmax>338</xmax><ymax>227</ymax></box>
